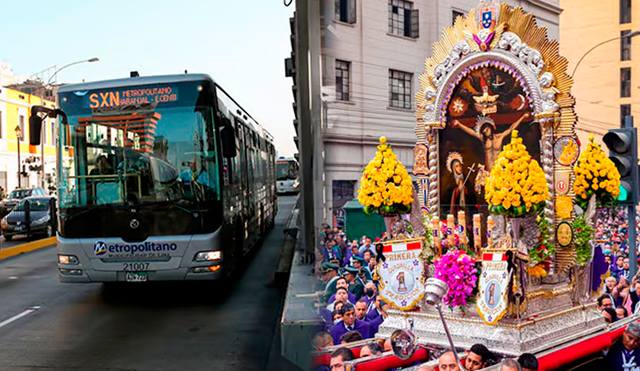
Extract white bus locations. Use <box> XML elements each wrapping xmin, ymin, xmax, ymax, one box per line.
<box><xmin>29</xmin><ymin>74</ymin><xmax>277</xmax><ymax>283</ymax></box>
<box><xmin>276</xmin><ymin>158</ymin><xmax>299</xmax><ymax>194</ymax></box>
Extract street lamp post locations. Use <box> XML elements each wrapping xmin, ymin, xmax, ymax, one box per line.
<box><xmin>15</xmin><ymin>125</ymin><xmax>22</xmax><ymax>188</ymax></box>
<box><xmin>46</xmin><ymin>57</ymin><xmax>99</xmax><ymax>85</ymax></box>
<box><xmin>571</xmin><ymin>30</ymin><xmax>640</xmax><ymax>78</ymax></box>
<box><xmin>37</xmin><ymin>57</ymin><xmax>99</xmax><ymax>191</ymax></box>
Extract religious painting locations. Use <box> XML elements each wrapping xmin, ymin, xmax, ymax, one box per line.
<box><xmin>439</xmin><ymin>61</ymin><xmax>541</xmax><ymax>248</ymax></box>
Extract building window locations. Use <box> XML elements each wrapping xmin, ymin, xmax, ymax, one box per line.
<box><xmin>622</xmin><ymin>30</ymin><xmax>632</xmax><ymax>61</ymax></box>
<box><xmin>336</xmin><ymin>60</ymin><xmax>351</xmax><ymax>101</ymax></box>
<box><xmin>18</xmin><ymin>115</ymin><xmax>25</xmax><ymax>142</ymax></box>
<box><xmin>389</xmin><ymin>69</ymin><xmax>412</xmax><ymax>109</ymax></box>
<box><xmin>452</xmin><ymin>10</ymin><xmax>464</xmax><ymax>26</ymax></box>
<box><xmin>621</xmin><ymin>0</ymin><xmax>631</xmax><ymax>24</ymax></box>
<box><xmin>621</xmin><ymin>104</ymin><xmax>631</xmax><ymax>127</ymax></box>
<box><xmin>388</xmin><ymin>0</ymin><xmax>419</xmax><ymax>38</ymax></box>
<box><xmin>335</xmin><ymin>0</ymin><xmax>356</xmax><ymax>24</ymax></box>
<box><xmin>621</xmin><ymin>68</ymin><xmax>631</xmax><ymax>98</ymax></box>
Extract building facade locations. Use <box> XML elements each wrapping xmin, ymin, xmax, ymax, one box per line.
<box><xmin>315</xmin><ymin>0</ymin><xmax>560</xmax><ymax>227</ymax></box>
<box><xmin>560</xmin><ymin>0</ymin><xmax>637</xmax><ymax>150</ymax></box>
<box><xmin>0</xmin><ymin>87</ymin><xmax>57</xmax><ymax>193</ymax></box>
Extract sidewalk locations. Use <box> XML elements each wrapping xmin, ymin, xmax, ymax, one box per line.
<box><xmin>0</xmin><ymin>236</ymin><xmax>56</xmax><ymax>261</ymax></box>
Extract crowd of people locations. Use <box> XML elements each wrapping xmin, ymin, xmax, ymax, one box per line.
<box><xmin>312</xmin><ymin>209</ymin><xmax>640</xmax><ymax>371</ymax></box>
<box><xmin>325</xmin><ymin>341</ymin><xmax>540</xmax><ymax>371</ymax></box>
<box><xmin>312</xmin><ymin>223</ymin><xmax>543</xmax><ymax>371</ymax></box>
<box><xmin>595</xmin><ymin>207</ymin><xmax>640</xmax><ymax>259</ymax></box>
<box><xmin>313</xmin><ymin>223</ymin><xmax>389</xmax><ymax>348</ymax></box>
<box><xmin>597</xmin><ymin>207</ymin><xmax>640</xmax><ymax>321</ymax></box>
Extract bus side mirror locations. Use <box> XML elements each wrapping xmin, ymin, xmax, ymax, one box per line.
<box><xmin>29</xmin><ymin>114</ymin><xmax>43</xmax><ymax>146</ymax></box>
<box><xmin>221</xmin><ymin>119</ymin><xmax>237</xmax><ymax>158</ymax></box>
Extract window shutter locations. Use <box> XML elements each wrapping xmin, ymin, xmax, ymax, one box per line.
<box><xmin>410</xmin><ymin>9</ymin><xmax>419</xmax><ymax>38</ymax></box>
<box><xmin>404</xmin><ymin>9</ymin><xmax>411</xmax><ymax>36</ymax></box>
<box><xmin>348</xmin><ymin>0</ymin><xmax>357</xmax><ymax>24</ymax></box>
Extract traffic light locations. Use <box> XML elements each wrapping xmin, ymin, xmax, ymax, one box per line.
<box><xmin>603</xmin><ymin>126</ymin><xmax>639</xmax><ymax>205</ymax></box>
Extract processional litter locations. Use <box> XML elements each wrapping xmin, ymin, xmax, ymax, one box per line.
<box><xmin>357</xmin><ymin>0</ymin><xmax>625</xmax><ymax>361</ymax></box>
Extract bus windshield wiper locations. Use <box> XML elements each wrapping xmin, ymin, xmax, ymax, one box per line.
<box><xmin>132</xmin><ymin>200</ymin><xmax>199</xmax><ymax>216</ymax></box>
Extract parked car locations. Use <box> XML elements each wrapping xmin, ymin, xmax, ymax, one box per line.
<box><xmin>0</xmin><ymin>187</ymin><xmax>47</xmax><ymax>216</ymax></box>
<box><xmin>1</xmin><ymin>196</ymin><xmax>56</xmax><ymax>240</ymax></box>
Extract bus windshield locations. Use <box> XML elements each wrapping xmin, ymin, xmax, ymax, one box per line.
<box><xmin>276</xmin><ymin>160</ymin><xmax>298</xmax><ymax>181</ymax></box>
<box><xmin>58</xmin><ymin>81</ymin><xmax>220</xmax><ymax>210</ymax></box>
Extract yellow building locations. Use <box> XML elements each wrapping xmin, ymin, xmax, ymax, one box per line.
<box><xmin>560</xmin><ymin>0</ymin><xmax>636</xmax><ymax>151</ymax></box>
<box><xmin>0</xmin><ymin>87</ymin><xmax>57</xmax><ymax>193</ymax></box>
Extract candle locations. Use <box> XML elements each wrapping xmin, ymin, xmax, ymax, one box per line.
<box><xmin>447</xmin><ymin>214</ymin><xmax>455</xmax><ymax>247</ymax></box>
<box><xmin>457</xmin><ymin>211</ymin><xmax>466</xmax><ymax>246</ymax></box>
<box><xmin>473</xmin><ymin>214</ymin><xmax>482</xmax><ymax>253</ymax></box>
<box><xmin>432</xmin><ymin>217</ymin><xmax>441</xmax><ymax>256</ymax></box>
<box><xmin>487</xmin><ymin>216</ymin><xmax>495</xmax><ymax>249</ymax></box>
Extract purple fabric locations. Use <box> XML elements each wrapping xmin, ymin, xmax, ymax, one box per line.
<box><xmin>362</xmin><ymin>294</ymin><xmax>376</xmax><ymax>313</ymax></box>
<box><xmin>344</xmin><ymin>250</ymin><xmax>357</xmax><ymax>267</ymax></box>
<box><xmin>366</xmin><ymin>313</ymin><xmax>385</xmax><ymax>334</ymax></box>
<box><xmin>329</xmin><ymin>319</ymin><xmax>372</xmax><ymax>345</ymax></box>
<box><xmin>366</xmin><ymin>309</ymin><xmax>381</xmax><ymax>322</ymax></box>
<box><xmin>592</xmin><ymin>245</ymin><xmax>611</xmax><ymax>294</ymax></box>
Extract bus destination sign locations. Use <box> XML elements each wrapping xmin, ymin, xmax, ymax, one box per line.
<box><xmin>86</xmin><ymin>86</ymin><xmax>179</xmax><ymax>108</ymax></box>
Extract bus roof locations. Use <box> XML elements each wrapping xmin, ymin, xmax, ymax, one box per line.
<box><xmin>57</xmin><ymin>73</ymin><xmax>215</xmax><ymax>94</ymax></box>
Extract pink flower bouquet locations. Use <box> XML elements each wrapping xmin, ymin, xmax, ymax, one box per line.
<box><xmin>433</xmin><ymin>248</ymin><xmax>480</xmax><ymax>309</ymax></box>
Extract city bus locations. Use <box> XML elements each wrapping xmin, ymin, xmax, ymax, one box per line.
<box><xmin>29</xmin><ymin>74</ymin><xmax>277</xmax><ymax>282</ymax></box>
<box><xmin>276</xmin><ymin>157</ymin><xmax>299</xmax><ymax>194</ymax></box>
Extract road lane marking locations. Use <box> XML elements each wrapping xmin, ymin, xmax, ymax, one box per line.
<box><xmin>0</xmin><ymin>306</ymin><xmax>40</xmax><ymax>329</ymax></box>
<box><xmin>8</xmin><ymin>276</ymin><xmax>18</xmax><ymax>280</ymax></box>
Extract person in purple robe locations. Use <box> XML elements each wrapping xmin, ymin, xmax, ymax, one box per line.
<box><xmin>343</xmin><ymin>243</ymin><xmax>360</xmax><ymax>267</ymax></box>
<box><xmin>362</xmin><ymin>282</ymin><xmax>377</xmax><ymax>313</ymax></box>
<box><xmin>329</xmin><ymin>303</ymin><xmax>373</xmax><ymax>345</ymax></box>
<box><xmin>328</xmin><ymin>277</ymin><xmax>357</xmax><ymax>304</ymax></box>
<box><xmin>605</xmin><ymin>321</ymin><xmax>640</xmax><ymax>370</ymax></box>
<box><xmin>365</xmin><ymin>298</ymin><xmax>391</xmax><ymax>334</ymax></box>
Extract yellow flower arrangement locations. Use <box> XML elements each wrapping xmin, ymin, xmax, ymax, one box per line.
<box><xmin>527</xmin><ymin>263</ymin><xmax>547</xmax><ymax>278</ymax></box>
<box><xmin>574</xmin><ymin>134</ymin><xmax>620</xmax><ymax>207</ymax></box>
<box><xmin>485</xmin><ymin>130</ymin><xmax>549</xmax><ymax>217</ymax></box>
<box><xmin>358</xmin><ymin>137</ymin><xmax>414</xmax><ymax>214</ymax></box>
<box><xmin>558</xmin><ymin>139</ymin><xmax>578</xmax><ymax>164</ymax></box>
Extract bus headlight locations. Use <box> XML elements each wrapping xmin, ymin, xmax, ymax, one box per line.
<box><xmin>194</xmin><ymin>251</ymin><xmax>222</xmax><ymax>262</ymax></box>
<box><xmin>58</xmin><ymin>255</ymin><xmax>79</xmax><ymax>265</ymax></box>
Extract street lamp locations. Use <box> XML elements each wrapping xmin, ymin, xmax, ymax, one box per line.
<box><xmin>571</xmin><ymin>30</ymin><xmax>640</xmax><ymax>78</ymax></box>
<box><xmin>46</xmin><ymin>57</ymin><xmax>99</xmax><ymax>85</ymax></box>
<box><xmin>38</xmin><ymin>57</ymin><xmax>99</xmax><ymax>190</ymax></box>
<box><xmin>15</xmin><ymin>125</ymin><xmax>22</xmax><ymax>188</ymax></box>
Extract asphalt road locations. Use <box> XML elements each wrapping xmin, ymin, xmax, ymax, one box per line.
<box><xmin>0</xmin><ymin>196</ymin><xmax>299</xmax><ymax>371</ymax></box>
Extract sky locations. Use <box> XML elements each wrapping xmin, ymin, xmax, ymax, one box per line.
<box><xmin>0</xmin><ymin>0</ymin><xmax>297</xmax><ymax>157</ymax></box>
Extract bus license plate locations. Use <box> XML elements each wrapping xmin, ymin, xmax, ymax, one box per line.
<box><xmin>125</xmin><ymin>272</ymin><xmax>148</xmax><ymax>282</ymax></box>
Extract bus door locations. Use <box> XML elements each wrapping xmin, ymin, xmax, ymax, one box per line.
<box><xmin>237</xmin><ymin>121</ymin><xmax>249</xmax><ymax>218</ymax></box>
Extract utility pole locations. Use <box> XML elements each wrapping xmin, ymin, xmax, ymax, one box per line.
<box><xmin>294</xmin><ymin>0</ymin><xmax>316</xmax><ymax>258</ymax></box>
